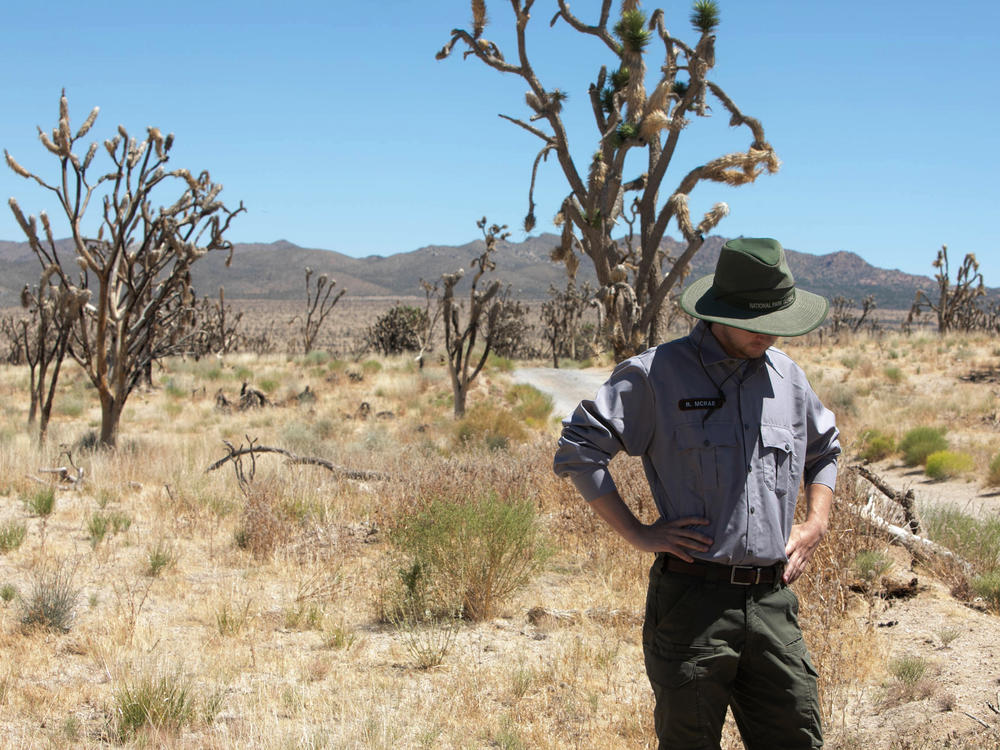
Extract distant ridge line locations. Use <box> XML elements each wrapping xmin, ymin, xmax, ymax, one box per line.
<box><xmin>1</xmin><ymin>234</ymin><xmax>995</xmax><ymax>311</ymax></box>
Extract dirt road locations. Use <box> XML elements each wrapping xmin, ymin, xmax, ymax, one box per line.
<box><xmin>510</xmin><ymin>366</ymin><xmax>611</xmax><ymax>420</ymax></box>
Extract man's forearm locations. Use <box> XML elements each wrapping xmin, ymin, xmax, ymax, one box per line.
<box><xmin>587</xmin><ymin>491</ymin><xmax>713</xmax><ymax>560</ymax></box>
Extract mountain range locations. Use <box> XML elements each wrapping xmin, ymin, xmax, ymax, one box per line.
<box><xmin>0</xmin><ymin>234</ymin><xmax>993</xmax><ymax>311</ymax></box>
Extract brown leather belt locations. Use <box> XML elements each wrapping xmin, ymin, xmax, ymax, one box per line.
<box><xmin>664</xmin><ymin>557</ymin><xmax>783</xmax><ymax>585</ymax></box>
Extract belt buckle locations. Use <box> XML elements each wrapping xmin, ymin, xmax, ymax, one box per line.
<box><xmin>730</xmin><ymin>565</ymin><xmax>759</xmax><ymax>585</ymax></box>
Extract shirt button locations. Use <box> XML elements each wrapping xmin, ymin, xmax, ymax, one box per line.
<box><xmin>750</xmin><ymin>507</ymin><xmax>756</xmax><ymax>514</ymax></box>
<box><xmin>747</xmin><ymin>465</ymin><xmax>752</xmax><ymax>473</ymax></box>
<box><xmin>703</xmin><ymin>439</ymin><xmax>710</xmax><ymax>447</ymax></box>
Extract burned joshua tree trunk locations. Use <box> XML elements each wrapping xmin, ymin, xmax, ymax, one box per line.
<box><xmin>439</xmin><ymin>1</ymin><xmax>779</xmax><ymax>359</ymax></box>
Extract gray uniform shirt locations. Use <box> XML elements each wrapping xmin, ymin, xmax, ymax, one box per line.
<box><xmin>554</xmin><ymin>321</ymin><xmax>840</xmax><ymax>567</ymax></box>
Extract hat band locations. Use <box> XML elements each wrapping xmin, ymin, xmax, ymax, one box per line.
<box><xmin>715</xmin><ymin>287</ymin><xmax>796</xmax><ymax>313</ymax></box>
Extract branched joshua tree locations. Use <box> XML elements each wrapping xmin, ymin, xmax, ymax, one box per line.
<box><xmin>829</xmin><ymin>294</ymin><xmax>877</xmax><ymax>336</ymax></box>
<box><xmin>4</xmin><ymin>91</ymin><xmax>244</xmax><ymax>447</ymax></box>
<box><xmin>437</xmin><ymin>217</ymin><xmax>509</xmax><ymax>418</ymax></box>
<box><xmin>907</xmin><ymin>245</ymin><xmax>986</xmax><ymax>334</ymax></box>
<box><xmin>291</xmin><ymin>267</ymin><xmax>345</xmax><ymax>354</ymax></box>
<box><xmin>191</xmin><ymin>287</ymin><xmax>244</xmax><ymax>358</ymax></box>
<box><xmin>438</xmin><ymin>0</ymin><xmax>779</xmax><ymax>359</ymax></box>
<box><xmin>541</xmin><ymin>279</ymin><xmax>595</xmax><ymax>367</ymax></box>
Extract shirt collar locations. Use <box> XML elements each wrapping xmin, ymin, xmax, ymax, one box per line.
<box><xmin>687</xmin><ymin>320</ymin><xmax>775</xmax><ymax>374</ymax></box>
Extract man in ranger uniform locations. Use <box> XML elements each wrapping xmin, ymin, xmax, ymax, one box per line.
<box><xmin>554</xmin><ymin>238</ymin><xmax>840</xmax><ymax>749</ymax></box>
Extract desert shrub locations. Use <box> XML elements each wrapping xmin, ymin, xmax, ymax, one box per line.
<box><xmin>921</xmin><ymin>505</ymin><xmax>1000</xmax><ymax>574</ymax></box>
<box><xmin>108</xmin><ymin>668</ymin><xmax>200</xmax><ymax>741</ymax></box>
<box><xmin>853</xmin><ymin>550</ymin><xmax>892</xmax><ymax>582</ymax></box>
<box><xmin>389</xmin><ymin>491</ymin><xmax>551</xmax><ymax>622</ymax></box>
<box><xmin>988</xmin><ymin>454</ymin><xmax>1000</xmax><ymax>487</ymax></box>
<box><xmin>365</xmin><ymin>305</ymin><xmax>428</xmax><ymax>355</ymax></box>
<box><xmin>486</xmin><ymin>352</ymin><xmax>515</xmax><ymax>373</ymax></box>
<box><xmin>899</xmin><ymin>426</ymin><xmax>948</xmax><ymax>466</ymax></box>
<box><xmin>88</xmin><ymin>511</ymin><xmax>133</xmax><ymax>548</ymax></box>
<box><xmin>24</xmin><ymin>487</ymin><xmax>55</xmax><ymax>517</ymax></box>
<box><xmin>506</xmin><ymin>384</ymin><xmax>553</xmax><ymax>428</ymax></box>
<box><xmin>145</xmin><ymin>539</ymin><xmax>178</xmax><ymax>577</ymax></box>
<box><xmin>233</xmin><ymin>481</ymin><xmax>297</xmax><ymax>559</ymax></box>
<box><xmin>971</xmin><ymin>571</ymin><xmax>1000</xmax><ymax>611</ymax></box>
<box><xmin>455</xmin><ymin>404</ymin><xmax>528</xmax><ymax>451</ymax></box>
<box><xmin>857</xmin><ymin>429</ymin><xmax>895</xmax><ymax>462</ymax></box>
<box><xmin>20</xmin><ymin>561</ymin><xmax>80</xmax><ymax>632</ymax></box>
<box><xmin>1</xmin><ymin>584</ymin><xmax>17</xmax><ymax>602</ymax></box>
<box><xmin>87</xmin><ymin>513</ymin><xmax>109</xmax><ymax>548</ymax></box>
<box><xmin>924</xmin><ymin>450</ymin><xmax>974</xmax><ymax>480</ymax></box>
<box><xmin>820</xmin><ymin>383</ymin><xmax>857</xmax><ymax>417</ymax></box>
<box><xmin>883</xmin><ymin>366</ymin><xmax>904</xmax><ymax>384</ymax></box>
<box><xmin>0</xmin><ymin>522</ymin><xmax>26</xmax><ymax>553</ymax></box>
<box><xmin>889</xmin><ymin>654</ymin><xmax>929</xmax><ymax>687</ymax></box>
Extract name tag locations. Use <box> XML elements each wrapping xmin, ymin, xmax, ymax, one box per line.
<box><xmin>679</xmin><ymin>397</ymin><xmax>725</xmax><ymax>411</ymax></box>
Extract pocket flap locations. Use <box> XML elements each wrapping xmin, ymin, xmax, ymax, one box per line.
<box><xmin>760</xmin><ymin>424</ymin><xmax>794</xmax><ymax>454</ymax></box>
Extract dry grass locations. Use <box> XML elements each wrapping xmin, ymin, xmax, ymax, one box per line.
<box><xmin>0</xmin><ymin>326</ymin><xmax>997</xmax><ymax>747</ymax></box>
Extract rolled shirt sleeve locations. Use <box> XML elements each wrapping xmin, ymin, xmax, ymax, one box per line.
<box><xmin>554</xmin><ymin>358</ymin><xmax>654</xmax><ymax>502</ymax></box>
<box><xmin>803</xmin><ymin>385</ymin><xmax>840</xmax><ymax>491</ymax></box>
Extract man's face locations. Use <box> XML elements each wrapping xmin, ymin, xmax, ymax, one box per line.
<box><xmin>710</xmin><ymin>323</ymin><xmax>778</xmax><ymax>360</ymax></box>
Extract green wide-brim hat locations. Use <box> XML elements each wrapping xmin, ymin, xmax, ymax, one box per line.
<box><xmin>679</xmin><ymin>237</ymin><xmax>829</xmax><ymax>337</ymax></box>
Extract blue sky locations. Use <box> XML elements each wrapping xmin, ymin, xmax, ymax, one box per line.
<box><xmin>2</xmin><ymin>1</ymin><xmax>998</xmax><ymax>285</ymax></box>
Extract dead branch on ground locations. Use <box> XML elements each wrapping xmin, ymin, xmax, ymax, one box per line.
<box><xmin>206</xmin><ymin>442</ymin><xmax>389</xmax><ymax>481</ymax></box>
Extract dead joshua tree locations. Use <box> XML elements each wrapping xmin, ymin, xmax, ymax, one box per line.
<box><xmin>436</xmin><ymin>217</ymin><xmax>509</xmax><ymax>418</ymax></box>
<box><xmin>5</xmin><ymin>91</ymin><xmax>244</xmax><ymax>448</ymax></box>
<box><xmin>438</xmin><ymin>1</ymin><xmax>779</xmax><ymax>359</ymax></box>
<box><xmin>291</xmin><ymin>267</ymin><xmax>345</xmax><ymax>354</ymax></box>
<box><xmin>907</xmin><ymin>245</ymin><xmax>986</xmax><ymax>334</ymax></box>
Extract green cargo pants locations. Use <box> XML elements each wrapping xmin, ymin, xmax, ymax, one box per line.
<box><xmin>643</xmin><ymin>555</ymin><xmax>822</xmax><ymax>750</ymax></box>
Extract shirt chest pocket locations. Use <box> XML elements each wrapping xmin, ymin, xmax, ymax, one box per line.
<box><xmin>675</xmin><ymin>423</ymin><xmax>739</xmax><ymax>494</ymax></box>
<box><xmin>759</xmin><ymin>424</ymin><xmax>795</xmax><ymax>499</ymax></box>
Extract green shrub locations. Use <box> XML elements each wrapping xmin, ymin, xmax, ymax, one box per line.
<box><xmin>899</xmin><ymin>426</ymin><xmax>948</xmax><ymax>466</ymax></box>
<box><xmin>0</xmin><ymin>522</ymin><xmax>27</xmax><ymax>553</ymax></box>
<box><xmin>487</xmin><ymin>353</ymin><xmax>515</xmax><ymax>373</ymax></box>
<box><xmin>455</xmin><ymin>404</ymin><xmax>528</xmax><ymax>451</ymax></box>
<box><xmin>889</xmin><ymin>654</ymin><xmax>929</xmax><ymax>687</ymax></box>
<box><xmin>365</xmin><ymin>305</ymin><xmax>428</xmax><ymax>355</ymax></box>
<box><xmin>506</xmin><ymin>384</ymin><xmax>553</xmax><ymax>428</ymax></box>
<box><xmin>883</xmin><ymin>366</ymin><xmax>904</xmax><ymax>384</ymax></box>
<box><xmin>389</xmin><ymin>492</ymin><xmax>551</xmax><ymax>622</ymax></box>
<box><xmin>921</xmin><ymin>506</ymin><xmax>1000</xmax><ymax>573</ymax></box>
<box><xmin>24</xmin><ymin>487</ymin><xmax>56</xmax><ymax>517</ymax></box>
<box><xmin>20</xmin><ymin>562</ymin><xmax>79</xmax><ymax>632</ymax></box>
<box><xmin>853</xmin><ymin>550</ymin><xmax>892</xmax><ymax>582</ymax></box>
<box><xmin>145</xmin><ymin>539</ymin><xmax>178</xmax><ymax>577</ymax></box>
<box><xmin>0</xmin><ymin>584</ymin><xmax>17</xmax><ymax>602</ymax></box>
<box><xmin>87</xmin><ymin>513</ymin><xmax>110</xmax><ymax>548</ymax></box>
<box><xmin>857</xmin><ymin>429</ymin><xmax>895</xmax><ymax>462</ymax></box>
<box><xmin>924</xmin><ymin>450</ymin><xmax>974</xmax><ymax>480</ymax></box>
<box><xmin>88</xmin><ymin>511</ymin><xmax>133</xmax><ymax>547</ymax></box>
<box><xmin>109</xmin><ymin>668</ymin><xmax>199</xmax><ymax>740</ymax></box>
<box><xmin>971</xmin><ymin>571</ymin><xmax>1000</xmax><ymax>611</ymax></box>
<box><xmin>988</xmin><ymin>454</ymin><xmax>1000</xmax><ymax>487</ymax></box>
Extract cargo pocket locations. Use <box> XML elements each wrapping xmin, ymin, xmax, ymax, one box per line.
<box><xmin>760</xmin><ymin>424</ymin><xmax>795</xmax><ymax>499</ymax></box>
